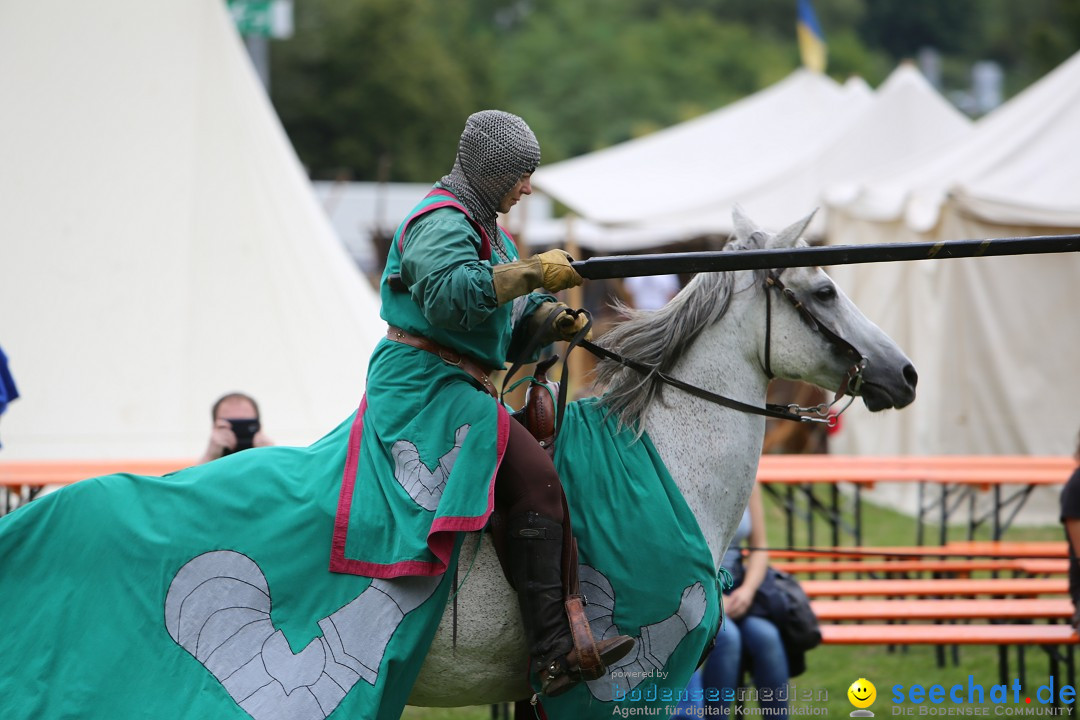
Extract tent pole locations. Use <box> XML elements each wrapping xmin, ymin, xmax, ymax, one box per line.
<box><xmin>564</xmin><ymin>215</ymin><xmax>587</xmax><ymax>399</ymax></box>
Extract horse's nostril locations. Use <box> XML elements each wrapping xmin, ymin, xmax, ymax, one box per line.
<box><xmin>903</xmin><ymin>364</ymin><xmax>919</xmax><ymax>388</ymax></box>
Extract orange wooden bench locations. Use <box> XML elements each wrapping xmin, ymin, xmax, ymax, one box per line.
<box><xmin>755</xmin><ymin>454</ymin><xmax>1075</xmax><ymax>547</ymax></box>
<box><xmin>821</xmin><ymin>622</ymin><xmax>1078</xmax><ymax>689</ymax></box>
<box><xmin>757</xmin><ymin>455</ymin><xmax>1073</xmax><ymax>486</ymax></box>
<box><xmin>811</xmin><ymin>598</ymin><xmax>1074</xmax><ymax>621</ymax></box>
<box><xmin>1018</xmin><ymin>559</ymin><xmax>1072</xmax><ymax>575</ymax></box>
<box><xmin>944</xmin><ymin>540</ymin><xmax>1070</xmax><ymax>557</ymax></box>
<box><xmin>820</xmin><ymin>623</ymin><xmax>1078</xmax><ymax>645</ymax></box>
<box><xmin>0</xmin><ymin>459</ymin><xmax>192</xmax><ymax>487</ymax></box>
<box><xmin>764</xmin><ymin>542</ymin><xmax>1069</xmax><ymax>560</ymax></box>
<box><xmin>800</xmin><ymin>577</ymin><xmax>1068</xmax><ymax>597</ymax></box>
<box><xmin>0</xmin><ymin>459</ymin><xmax>194</xmax><ymax>515</ymax></box>
<box><xmin>772</xmin><ymin>558</ymin><xmax>1063</xmax><ymax>576</ymax></box>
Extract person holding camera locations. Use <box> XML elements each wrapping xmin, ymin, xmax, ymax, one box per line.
<box><xmin>198</xmin><ymin>392</ymin><xmax>273</xmax><ymax>464</ymax></box>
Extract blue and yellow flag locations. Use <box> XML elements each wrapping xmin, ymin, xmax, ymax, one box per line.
<box><xmin>797</xmin><ymin>0</ymin><xmax>827</xmax><ymax>73</ymax></box>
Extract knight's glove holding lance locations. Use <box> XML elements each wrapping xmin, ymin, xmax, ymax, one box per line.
<box><xmin>492</xmin><ymin>249</ymin><xmax>583</xmax><ymax>305</ymax></box>
<box><xmin>527</xmin><ymin>301</ymin><xmax>592</xmax><ymax>344</ymax></box>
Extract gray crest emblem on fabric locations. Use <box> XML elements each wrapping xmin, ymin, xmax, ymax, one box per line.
<box><xmin>165</xmin><ymin>551</ymin><xmax>439</xmax><ymax>720</ymax></box>
<box><xmin>580</xmin><ymin>565</ymin><xmax>707</xmax><ymax>701</ymax></box>
<box><xmin>391</xmin><ymin>424</ymin><xmax>470</xmax><ymax>511</ymax></box>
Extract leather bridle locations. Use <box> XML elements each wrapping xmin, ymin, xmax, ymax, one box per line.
<box><xmin>762</xmin><ymin>269</ymin><xmax>868</xmax><ymax>423</ymax></box>
<box><xmin>567</xmin><ymin>268</ymin><xmax>869</xmax><ymax>427</ymax></box>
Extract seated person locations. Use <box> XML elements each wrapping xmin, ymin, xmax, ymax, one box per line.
<box><xmin>674</xmin><ymin>486</ymin><xmax>790</xmax><ymax>718</ymax></box>
<box><xmin>1060</xmin><ymin>430</ymin><xmax>1080</xmax><ymax>628</ymax></box>
<box><xmin>198</xmin><ymin>392</ymin><xmax>273</xmax><ymax>464</ymax></box>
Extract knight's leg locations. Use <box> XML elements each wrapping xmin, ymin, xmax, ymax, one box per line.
<box><xmin>493</xmin><ymin>421</ymin><xmax>633</xmax><ymax>697</ymax></box>
<box><xmin>495</xmin><ymin>421</ymin><xmax>569</xmax><ymax>673</ymax></box>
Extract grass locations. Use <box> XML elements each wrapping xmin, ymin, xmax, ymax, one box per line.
<box><xmin>404</xmin><ymin>491</ymin><xmax>1069</xmax><ymax>719</ymax></box>
<box><xmin>752</xmin><ymin>493</ymin><xmax>1067</xmax><ymax>718</ymax></box>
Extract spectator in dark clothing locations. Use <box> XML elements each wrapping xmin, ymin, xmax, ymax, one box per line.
<box><xmin>1059</xmin><ymin>430</ymin><xmax>1080</xmax><ymax>628</ymax></box>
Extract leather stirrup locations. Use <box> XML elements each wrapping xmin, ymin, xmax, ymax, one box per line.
<box><xmin>565</xmin><ymin>594</ymin><xmax>602</xmax><ymax>679</ymax></box>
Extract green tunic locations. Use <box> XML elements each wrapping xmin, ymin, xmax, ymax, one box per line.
<box><xmin>331</xmin><ymin>187</ymin><xmax>552</xmax><ymax>577</ymax></box>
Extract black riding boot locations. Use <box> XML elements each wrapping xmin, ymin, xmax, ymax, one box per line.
<box><xmin>506</xmin><ymin>512</ymin><xmax>634</xmax><ymax>697</ymax></box>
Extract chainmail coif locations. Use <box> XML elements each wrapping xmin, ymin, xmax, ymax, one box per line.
<box><xmin>439</xmin><ymin>110</ymin><xmax>540</xmax><ymax>260</ymax></box>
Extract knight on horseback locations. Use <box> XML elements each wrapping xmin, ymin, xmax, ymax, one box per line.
<box><xmin>368</xmin><ymin>109</ymin><xmax>634</xmax><ymax>697</ymax></box>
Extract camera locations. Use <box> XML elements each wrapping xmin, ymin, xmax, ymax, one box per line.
<box><xmin>224</xmin><ymin>418</ymin><xmax>260</xmax><ymax>454</ymax></box>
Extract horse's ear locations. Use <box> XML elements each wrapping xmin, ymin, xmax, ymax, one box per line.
<box><xmin>731</xmin><ymin>204</ymin><xmax>758</xmax><ymax>243</ymax></box>
<box><xmin>767</xmin><ymin>209</ymin><xmax>818</xmax><ymax>249</ymax></box>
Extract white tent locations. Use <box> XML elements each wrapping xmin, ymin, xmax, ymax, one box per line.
<box><xmin>645</xmin><ymin>62</ymin><xmax>972</xmax><ymax>239</ymax></box>
<box><xmin>313</xmin><ymin>181</ymin><xmax>433</xmax><ymax>274</ymax></box>
<box><xmin>0</xmin><ymin>0</ymin><xmax>384</xmax><ymax>460</ymax></box>
<box><xmin>533</xmin><ymin>69</ymin><xmax>871</xmax><ymax>234</ymax></box>
<box><xmin>826</xmin><ymin>50</ymin><xmax>1080</xmax><ymax>456</ymax></box>
<box><xmin>533</xmin><ymin>66</ymin><xmax>972</xmax><ymax>252</ymax></box>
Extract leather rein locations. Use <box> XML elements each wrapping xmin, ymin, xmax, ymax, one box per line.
<box><xmin>569</xmin><ymin>269</ymin><xmax>869</xmax><ymax>428</ymax></box>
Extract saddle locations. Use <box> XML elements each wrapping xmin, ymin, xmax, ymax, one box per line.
<box><xmin>511</xmin><ymin>355</ymin><xmax>560</xmax><ymax>458</ymax></box>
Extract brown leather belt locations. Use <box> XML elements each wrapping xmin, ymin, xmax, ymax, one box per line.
<box><xmin>386</xmin><ymin>326</ymin><xmax>498</xmax><ymax>398</ymax></box>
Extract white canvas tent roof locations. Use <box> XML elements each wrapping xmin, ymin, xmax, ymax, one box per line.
<box><xmin>0</xmin><ymin>0</ymin><xmax>383</xmax><ymax>460</ymax></box>
<box><xmin>825</xmin><ymin>50</ymin><xmax>1080</xmax><ymax>457</ymax></box>
<box><xmin>643</xmin><ymin>63</ymin><xmax>972</xmax><ymax>239</ymax></box>
<box><xmin>830</xmin><ymin>50</ymin><xmax>1080</xmax><ymax>230</ymax></box>
<box><xmin>531</xmin><ymin>66</ymin><xmax>973</xmax><ymax>252</ymax></box>
<box><xmin>532</xmin><ymin>69</ymin><xmax>869</xmax><ymax>229</ymax></box>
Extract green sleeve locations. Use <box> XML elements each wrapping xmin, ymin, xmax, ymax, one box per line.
<box><xmin>400</xmin><ymin>210</ymin><xmax>500</xmax><ymax>331</ymax></box>
<box><xmin>507</xmin><ymin>293</ymin><xmax>559</xmax><ymax>362</ymax></box>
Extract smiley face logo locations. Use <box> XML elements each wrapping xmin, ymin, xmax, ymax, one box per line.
<box><xmin>848</xmin><ymin>678</ymin><xmax>876</xmax><ymax>716</ymax></box>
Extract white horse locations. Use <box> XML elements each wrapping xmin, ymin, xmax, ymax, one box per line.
<box><xmin>0</xmin><ymin>208</ymin><xmax>916</xmax><ymax>720</ymax></box>
<box><xmin>409</xmin><ymin>207</ymin><xmax>918</xmax><ymax>707</ymax></box>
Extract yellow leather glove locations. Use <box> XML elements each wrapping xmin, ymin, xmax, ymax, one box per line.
<box><xmin>535</xmin><ymin>249</ymin><xmax>583</xmax><ymax>293</ymax></box>
<box><xmin>552</xmin><ymin>307</ymin><xmax>592</xmax><ymax>341</ymax></box>
<box><xmin>492</xmin><ymin>250</ymin><xmax>583</xmax><ymax>305</ymax></box>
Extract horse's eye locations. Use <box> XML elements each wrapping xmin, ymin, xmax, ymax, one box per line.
<box><xmin>814</xmin><ymin>285</ymin><xmax>836</xmax><ymax>301</ymax></box>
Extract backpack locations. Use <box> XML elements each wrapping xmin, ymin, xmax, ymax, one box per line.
<box><xmin>752</xmin><ymin>567</ymin><xmax>823</xmax><ymax>653</ymax></box>
<box><xmin>744</xmin><ymin>566</ymin><xmax>822</xmax><ymax>676</ymax></box>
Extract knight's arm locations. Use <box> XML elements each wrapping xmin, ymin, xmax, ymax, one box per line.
<box><xmin>506</xmin><ymin>292</ymin><xmax>560</xmax><ymax>361</ymax></box>
<box><xmin>399</xmin><ymin>210</ymin><xmax>501</xmax><ymax>331</ymax></box>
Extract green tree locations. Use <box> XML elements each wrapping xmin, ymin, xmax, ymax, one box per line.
<box><xmin>494</xmin><ymin>0</ymin><xmax>793</xmax><ymax>163</ymax></box>
<box><xmin>270</xmin><ymin>0</ymin><xmax>496</xmax><ymax>181</ymax></box>
<box><xmin>267</xmin><ymin>0</ymin><xmax>1077</xmax><ymax>180</ymax></box>
<box><xmin>858</xmin><ymin>0</ymin><xmax>983</xmax><ymax>58</ymax></box>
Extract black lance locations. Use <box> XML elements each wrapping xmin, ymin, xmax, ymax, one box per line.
<box><xmin>385</xmin><ymin>234</ymin><xmax>1080</xmax><ymax>291</ymax></box>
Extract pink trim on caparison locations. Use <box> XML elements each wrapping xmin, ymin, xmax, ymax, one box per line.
<box><xmin>329</xmin><ymin>396</ymin><xmax>370</xmax><ymax>575</ymax></box>
<box><xmin>329</xmin><ymin>398</ymin><xmax>511</xmax><ymax>578</ymax></box>
<box><xmin>423</xmin><ymin>404</ymin><xmax>510</xmax><ymax>570</ymax></box>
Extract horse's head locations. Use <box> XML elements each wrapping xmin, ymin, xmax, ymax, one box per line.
<box><xmin>732</xmin><ymin>206</ymin><xmax>917</xmax><ymax>412</ymax></box>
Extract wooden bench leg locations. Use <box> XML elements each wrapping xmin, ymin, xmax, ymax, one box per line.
<box><xmin>1018</xmin><ymin>644</ymin><xmax>1027</xmax><ymax>687</ymax></box>
<box><xmin>1068</xmin><ymin>644</ymin><xmax>1076</xmax><ymax>692</ymax></box>
<box><xmin>1047</xmin><ymin>644</ymin><xmax>1060</xmax><ymax>706</ymax></box>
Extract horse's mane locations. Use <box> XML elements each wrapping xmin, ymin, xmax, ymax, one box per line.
<box><xmin>592</xmin><ymin>231</ymin><xmax>765</xmax><ymax>436</ymax></box>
